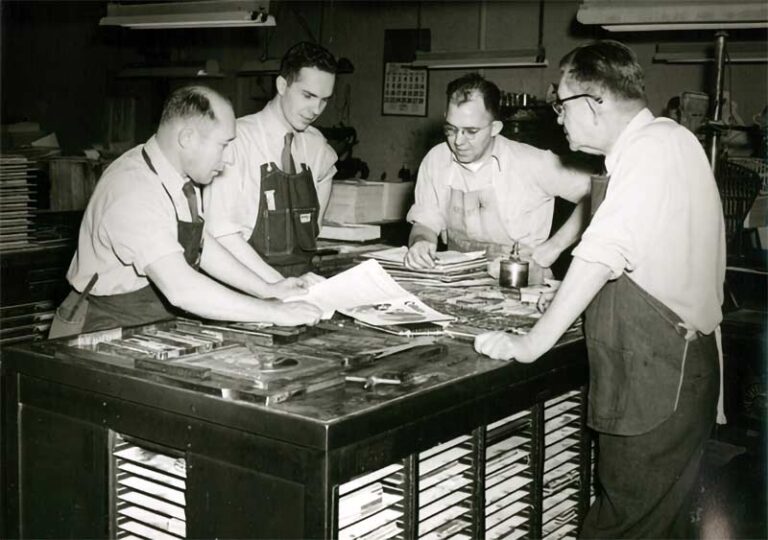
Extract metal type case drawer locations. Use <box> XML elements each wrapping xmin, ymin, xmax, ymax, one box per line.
<box><xmin>1</xmin><ymin>318</ymin><xmax>591</xmax><ymax>539</ymax></box>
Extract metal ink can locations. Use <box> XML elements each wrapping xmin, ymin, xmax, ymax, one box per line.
<box><xmin>499</xmin><ymin>258</ymin><xmax>529</xmax><ymax>288</ymax></box>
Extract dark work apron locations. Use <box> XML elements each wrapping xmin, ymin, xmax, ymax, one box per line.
<box><xmin>583</xmin><ymin>172</ymin><xmax>716</xmax><ymax>434</ymax></box>
<box><xmin>49</xmin><ymin>149</ymin><xmax>204</xmax><ymax>338</ymax></box>
<box><xmin>580</xmin><ymin>173</ymin><xmax>719</xmax><ymax>538</ymax></box>
<box><xmin>247</xmin><ymin>161</ymin><xmax>319</xmax><ymax>277</ymax></box>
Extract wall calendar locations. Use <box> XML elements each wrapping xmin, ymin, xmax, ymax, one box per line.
<box><xmin>382</xmin><ymin>62</ymin><xmax>428</xmax><ymax>117</ymax></box>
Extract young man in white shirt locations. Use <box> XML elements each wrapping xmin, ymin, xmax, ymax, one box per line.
<box><xmin>206</xmin><ymin>42</ymin><xmax>338</xmax><ymax>279</ymax></box>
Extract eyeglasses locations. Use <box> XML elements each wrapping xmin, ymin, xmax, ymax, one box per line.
<box><xmin>443</xmin><ymin>123</ymin><xmax>492</xmax><ymax>140</ymax></box>
<box><xmin>552</xmin><ymin>94</ymin><xmax>603</xmax><ymax>116</ymax></box>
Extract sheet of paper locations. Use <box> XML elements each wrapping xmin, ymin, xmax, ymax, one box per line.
<box><xmin>341</xmin><ymin>295</ymin><xmax>454</xmax><ymax>326</ymax></box>
<box><xmin>362</xmin><ymin>246</ymin><xmax>485</xmax><ymax>266</ymax></box>
<box><xmin>284</xmin><ymin>259</ymin><xmax>453</xmax><ymax>324</ymax></box>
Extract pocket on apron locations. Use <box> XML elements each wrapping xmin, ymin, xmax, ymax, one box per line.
<box><xmin>48</xmin><ymin>291</ymin><xmax>89</xmax><ymax>339</ymax></box>
<box><xmin>259</xmin><ymin>209</ymin><xmax>293</xmax><ymax>255</ymax></box>
<box><xmin>587</xmin><ymin>338</ymin><xmax>635</xmax><ymax>420</ymax></box>
<box><xmin>456</xmin><ymin>192</ymin><xmax>485</xmax><ymax>239</ymax></box>
<box><xmin>292</xmin><ymin>207</ymin><xmax>318</xmax><ymax>252</ymax></box>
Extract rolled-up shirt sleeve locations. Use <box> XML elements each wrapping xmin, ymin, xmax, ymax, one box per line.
<box><xmin>313</xmin><ymin>142</ymin><xmax>338</xmax><ymax>186</ymax></box>
<box><xmin>406</xmin><ymin>150</ymin><xmax>450</xmax><ymax>236</ymax></box>
<box><xmin>101</xmin><ymin>191</ymin><xmax>183</xmax><ymax>275</ymax></box>
<box><xmin>573</xmin><ymin>135</ymin><xmax>672</xmax><ymax>279</ymax></box>
<box><xmin>204</xmin><ymin>136</ymin><xmax>252</xmax><ymax>239</ymax></box>
<box><xmin>205</xmin><ymin>169</ymin><xmax>247</xmax><ymax>239</ymax></box>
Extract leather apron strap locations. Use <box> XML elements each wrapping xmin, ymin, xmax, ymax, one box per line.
<box><xmin>590</xmin><ymin>173</ymin><xmax>610</xmax><ymax>217</ymax></box>
<box><xmin>144</xmin><ymin>149</ymin><xmax>205</xmax><ymax>270</ymax></box>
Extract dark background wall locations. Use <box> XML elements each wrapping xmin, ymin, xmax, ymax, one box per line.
<box><xmin>2</xmin><ymin>0</ymin><xmax>766</xmax><ymax>177</ymax></box>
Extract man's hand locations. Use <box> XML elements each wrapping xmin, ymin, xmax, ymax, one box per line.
<box><xmin>268</xmin><ymin>277</ymin><xmax>310</xmax><ymax>300</ymax></box>
<box><xmin>269</xmin><ymin>301</ymin><xmax>322</xmax><ymax>326</ymax></box>
<box><xmin>298</xmin><ymin>272</ymin><xmax>325</xmax><ymax>288</ymax></box>
<box><xmin>474</xmin><ymin>331</ymin><xmax>542</xmax><ymax>363</ymax></box>
<box><xmin>404</xmin><ymin>240</ymin><xmax>437</xmax><ymax>269</ymax></box>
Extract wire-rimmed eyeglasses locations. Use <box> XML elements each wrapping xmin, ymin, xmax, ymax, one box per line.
<box><xmin>552</xmin><ymin>94</ymin><xmax>603</xmax><ymax>116</ymax></box>
<box><xmin>443</xmin><ymin>123</ymin><xmax>492</xmax><ymax>141</ymax></box>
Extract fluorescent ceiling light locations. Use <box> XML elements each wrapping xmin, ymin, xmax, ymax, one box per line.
<box><xmin>239</xmin><ymin>57</ymin><xmax>355</xmax><ymax>74</ymax></box>
<box><xmin>654</xmin><ymin>42</ymin><xmax>768</xmax><ymax>63</ymax></box>
<box><xmin>412</xmin><ymin>49</ymin><xmax>547</xmax><ymax>69</ymax></box>
<box><xmin>100</xmin><ymin>0</ymin><xmax>275</xmax><ymax>29</ymax></box>
<box><xmin>118</xmin><ymin>60</ymin><xmax>225</xmax><ymax>78</ymax></box>
<box><xmin>577</xmin><ymin>0</ymin><xmax>768</xmax><ymax>31</ymax></box>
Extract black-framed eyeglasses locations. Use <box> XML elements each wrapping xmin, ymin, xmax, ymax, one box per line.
<box><xmin>552</xmin><ymin>94</ymin><xmax>603</xmax><ymax>116</ymax></box>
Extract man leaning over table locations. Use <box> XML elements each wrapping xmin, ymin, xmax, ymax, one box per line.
<box><xmin>49</xmin><ymin>86</ymin><xmax>322</xmax><ymax>339</ymax></box>
<box><xmin>475</xmin><ymin>40</ymin><xmax>725</xmax><ymax>538</ymax></box>
<box><xmin>404</xmin><ymin>73</ymin><xmax>591</xmax><ymax>283</ymax></box>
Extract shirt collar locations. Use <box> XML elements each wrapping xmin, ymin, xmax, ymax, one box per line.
<box><xmin>447</xmin><ymin>136</ymin><xmax>502</xmax><ymax>172</ymax></box>
<box><xmin>264</xmin><ymin>97</ymin><xmax>293</xmax><ymax>137</ymax></box>
<box><xmin>605</xmin><ymin>108</ymin><xmax>654</xmax><ymax>175</ymax></box>
<box><xmin>143</xmin><ymin>135</ymin><xmax>187</xmax><ymax>192</ymax></box>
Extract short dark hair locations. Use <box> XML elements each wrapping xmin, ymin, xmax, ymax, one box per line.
<box><xmin>159</xmin><ymin>86</ymin><xmax>229</xmax><ymax>125</ymax></box>
<box><xmin>280</xmin><ymin>41</ymin><xmax>338</xmax><ymax>84</ymax></box>
<box><xmin>446</xmin><ymin>73</ymin><xmax>501</xmax><ymax>120</ymax></box>
<box><xmin>559</xmin><ymin>40</ymin><xmax>645</xmax><ymax>101</ymax></box>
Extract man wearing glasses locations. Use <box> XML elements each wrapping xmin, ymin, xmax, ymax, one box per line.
<box><xmin>404</xmin><ymin>73</ymin><xmax>590</xmax><ymax>279</ymax></box>
<box><xmin>476</xmin><ymin>41</ymin><xmax>725</xmax><ymax>537</ymax></box>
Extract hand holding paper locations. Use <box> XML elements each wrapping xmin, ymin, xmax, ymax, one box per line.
<box><xmin>283</xmin><ymin>259</ymin><xmax>454</xmax><ymax>325</ymax></box>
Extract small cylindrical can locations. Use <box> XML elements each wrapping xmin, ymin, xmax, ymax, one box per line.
<box><xmin>499</xmin><ymin>258</ymin><xmax>529</xmax><ymax>288</ymax></box>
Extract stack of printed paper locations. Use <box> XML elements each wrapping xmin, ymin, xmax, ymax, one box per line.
<box><xmin>284</xmin><ymin>258</ymin><xmax>455</xmax><ymax>326</ymax></box>
<box><xmin>0</xmin><ymin>155</ymin><xmax>36</xmax><ymax>251</ymax></box>
<box><xmin>361</xmin><ymin>246</ymin><xmax>495</xmax><ymax>287</ymax></box>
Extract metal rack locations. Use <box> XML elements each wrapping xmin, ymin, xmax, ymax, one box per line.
<box><xmin>334</xmin><ymin>392</ymin><xmax>591</xmax><ymax>540</ymax></box>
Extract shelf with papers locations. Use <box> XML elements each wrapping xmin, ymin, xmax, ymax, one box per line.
<box><xmin>541</xmin><ymin>390</ymin><xmax>591</xmax><ymax>540</ymax></box>
<box><xmin>112</xmin><ymin>434</ymin><xmax>188</xmax><ymax>539</ymax></box>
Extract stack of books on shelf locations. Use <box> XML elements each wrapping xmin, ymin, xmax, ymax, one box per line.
<box><xmin>361</xmin><ymin>246</ymin><xmax>496</xmax><ymax>287</ymax></box>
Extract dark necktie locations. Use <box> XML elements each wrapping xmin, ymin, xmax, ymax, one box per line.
<box><xmin>282</xmin><ymin>132</ymin><xmax>296</xmax><ymax>174</ymax></box>
<box><xmin>182</xmin><ymin>181</ymin><xmax>202</xmax><ymax>223</ymax></box>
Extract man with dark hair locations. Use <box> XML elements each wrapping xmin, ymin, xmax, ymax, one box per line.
<box><xmin>404</xmin><ymin>73</ymin><xmax>589</xmax><ymax>281</ymax></box>
<box><xmin>205</xmin><ymin>41</ymin><xmax>339</xmax><ymax>279</ymax></box>
<box><xmin>475</xmin><ymin>40</ymin><xmax>726</xmax><ymax>537</ymax></box>
<box><xmin>50</xmin><ymin>85</ymin><xmax>322</xmax><ymax>338</ymax></box>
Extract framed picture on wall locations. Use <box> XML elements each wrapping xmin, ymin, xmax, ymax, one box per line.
<box><xmin>382</xmin><ymin>62</ymin><xmax>428</xmax><ymax>117</ymax></box>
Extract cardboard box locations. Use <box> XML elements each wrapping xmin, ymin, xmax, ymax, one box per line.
<box><xmin>381</xmin><ymin>181</ymin><xmax>414</xmax><ymax>221</ymax></box>
<box><xmin>325</xmin><ymin>180</ymin><xmax>415</xmax><ymax>224</ymax></box>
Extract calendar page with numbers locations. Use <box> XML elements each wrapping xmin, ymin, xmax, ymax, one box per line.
<box><xmin>382</xmin><ymin>62</ymin><xmax>428</xmax><ymax>117</ymax></box>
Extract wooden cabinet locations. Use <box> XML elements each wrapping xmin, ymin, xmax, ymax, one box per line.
<box><xmin>2</xmin><ymin>319</ymin><xmax>591</xmax><ymax>539</ymax></box>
